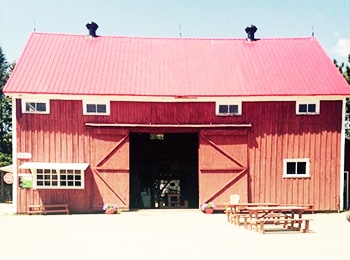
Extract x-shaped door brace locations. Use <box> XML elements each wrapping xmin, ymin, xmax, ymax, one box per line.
<box><xmin>200</xmin><ymin>133</ymin><xmax>248</xmax><ymax>203</ymax></box>
<box><xmin>92</xmin><ymin>135</ymin><xmax>129</xmax><ymax>205</ymax></box>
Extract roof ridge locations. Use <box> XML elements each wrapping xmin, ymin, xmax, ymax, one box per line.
<box><xmin>30</xmin><ymin>32</ymin><xmax>315</xmax><ymax>41</ymax></box>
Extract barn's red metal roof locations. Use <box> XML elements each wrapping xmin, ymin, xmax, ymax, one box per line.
<box><xmin>4</xmin><ymin>32</ymin><xmax>350</xmax><ymax>97</ymax></box>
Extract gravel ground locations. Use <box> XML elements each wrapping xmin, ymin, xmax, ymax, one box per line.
<box><xmin>0</xmin><ymin>205</ymin><xmax>349</xmax><ymax>260</ymax></box>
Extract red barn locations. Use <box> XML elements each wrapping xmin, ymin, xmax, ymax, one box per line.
<box><xmin>4</xmin><ymin>24</ymin><xmax>350</xmax><ymax>213</ymax></box>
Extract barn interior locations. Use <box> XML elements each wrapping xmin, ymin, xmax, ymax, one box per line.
<box><xmin>129</xmin><ymin>132</ymin><xmax>199</xmax><ymax>209</ymax></box>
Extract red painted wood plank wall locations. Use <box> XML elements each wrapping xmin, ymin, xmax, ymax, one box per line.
<box><xmin>15</xmin><ymin>99</ymin><xmax>343</xmax><ymax>212</ymax></box>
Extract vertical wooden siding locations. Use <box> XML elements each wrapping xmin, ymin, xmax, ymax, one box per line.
<box><xmin>246</xmin><ymin>101</ymin><xmax>342</xmax><ymax>210</ymax></box>
<box><xmin>16</xmin><ymin>100</ymin><xmax>92</xmax><ymax>213</ymax></box>
<box><xmin>16</xmin><ymin>99</ymin><xmax>343</xmax><ymax>212</ymax></box>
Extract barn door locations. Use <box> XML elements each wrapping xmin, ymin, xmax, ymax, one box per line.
<box><xmin>199</xmin><ymin>129</ymin><xmax>248</xmax><ymax>207</ymax></box>
<box><xmin>90</xmin><ymin>129</ymin><xmax>129</xmax><ymax>211</ymax></box>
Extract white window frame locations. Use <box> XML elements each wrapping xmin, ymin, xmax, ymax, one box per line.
<box><xmin>19</xmin><ymin>162</ymin><xmax>88</xmax><ymax>189</ymax></box>
<box><xmin>216</xmin><ymin>101</ymin><xmax>242</xmax><ymax>116</ymax></box>
<box><xmin>33</xmin><ymin>168</ymin><xmax>84</xmax><ymax>189</ymax></box>
<box><xmin>83</xmin><ymin>101</ymin><xmax>110</xmax><ymax>115</ymax></box>
<box><xmin>283</xmin><ymin>158</ymin><xmax>310</xmax><ymax>178</ymax></box>
<box><xmin>296</xmin><ymin>100</ymin><xmax>320</xmax><ymax>115</ymax></box>
<box><xmin>22</xmin><ymin>99</ymin><xmax>50</xmax><ymax>114</ymax></box>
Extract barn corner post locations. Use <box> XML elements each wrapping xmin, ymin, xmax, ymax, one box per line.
<box><xmin>11</xmin><ymin>97</ymin><xmax>18</xmax><ymax>214</ymax></box>
<box><xmin>339</xmin><ymin>98</ymin><xmax>347</xmax><ymax>212</ymax></box>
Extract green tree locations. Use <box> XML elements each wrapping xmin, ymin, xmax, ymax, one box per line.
<box><xmin>335</xmin><ymin>54</ymin><xmax>350</xmax><ymax>141</ymax></box>
<box><xmin>0</xmin><ymin>47</ymin><xmax>13</xmax><ymax>202</ymax></box>
<box><xmin>334</xmin><ymin>54</ymin><xmax>350</xmax><ymax>84</ymax></box>
<box><xmin>0</xmin><ymin>47</ymin><xmax>13</xmax><ymax>167</ymax></box>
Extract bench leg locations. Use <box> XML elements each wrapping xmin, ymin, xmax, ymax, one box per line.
<box><xmin>225</xmin><ymin>211</ymin><xmax>230</xmax><ymax>222</ymax></box>
<box><xmin>259</xmin><ymin>221</ymin><xmax>265</xmax><ymax>234</ymax></box>
<box><xmin>244</xmin><ymin>218</ymin><xmax>248</xmax><ymax>229</ymax></box>
<box><xmin>301</xmin><ymin>220</ymin><xmax>310</xmax><ymax>233</ymax></box>
<box><xmin>230</xmin><ymin>214</ymin><xmax>235</xmax><ymax>224</ymax></box>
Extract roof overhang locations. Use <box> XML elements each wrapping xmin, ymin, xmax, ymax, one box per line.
<box><xmin>0</xmin><ymin>165</ymin><xmax>13</xmax><ymax>173</ymax></box>
<box><xmin>20</xmin><ymin>162</ymin><xmax>89</xmax><ymax>170</ymax></box>
<box><xmin>6</xmin><ymin>93</ymin><xmax>349</xmax><ymax>102</ymax></box>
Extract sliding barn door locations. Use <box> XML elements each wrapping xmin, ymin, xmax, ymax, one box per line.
<box><xmin>90</xmin><ymin>129</ymin><xmax>129</xmax><ymax>211</ymax></box>
<box><xmin>199</xmin><ymin>130</ymin><xmax>249</xmax><ymax>206</ymax></box>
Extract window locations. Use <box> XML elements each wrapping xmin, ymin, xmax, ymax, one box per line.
<box><xmin>216</xmin><ymin>102</ymin><xmax>242</xmax><ymax>116</ymax></box>
<box><xmin>83</xmin><ymin>101</ymin><xmax>110</xmax><ymax>115</ymax></box>
<box><xmin>19</xmin><ymin>162</ymin><xmax>89</xmax><ymax>189</ymax></box>
<box><xmin>283</xmin><ymin>159</ymin><xmax>310</xmax><ymax>178</ymax></box>
<box><xmin>35</xmin><ymin>169</ymin><xmax>83</xmax><ymax>188</ymax></box>
<box><xmin>296</xmin><ymin>101</ymin><xmax>319</xmax><ymax>115</ymax></box>
<box><xmin>22</xmin><ymin>100</ymin><xmax>50</xmax><ymax>114</ymax></box>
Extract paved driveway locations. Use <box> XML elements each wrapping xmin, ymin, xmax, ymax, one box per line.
<box><xmin>0</xmin><ymin>207</ymin><xmax>349</xmax><ymax>260</ymax></box>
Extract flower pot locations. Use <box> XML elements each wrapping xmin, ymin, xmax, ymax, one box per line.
<box><xmin>105</xmin><ymin>209</ymin><xmax>115</xmax><ymax>214</ymax></box>
<box><xmin>205</xmin><ymin>208</ymin><xmax>214</xmax><ymax>214</ymax></box>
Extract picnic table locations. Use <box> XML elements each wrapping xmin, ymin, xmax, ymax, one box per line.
<box><xmin>244</xmin><ymin>205</ymin><xmax>312</xmax><ymax>234</ymax></box>
<box><xmin>225</xmin><ymin>202</ymin><xmax>279</xmax><ymax>224</ymax></box>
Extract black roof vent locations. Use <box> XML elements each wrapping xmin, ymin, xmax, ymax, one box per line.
<box><xmin>86</xmin><ymin>21</ymin><xmax>99</xmax><ymax>37</ymax></box>
<box><xmin>245</xmin><ymin>24</ymin><xmax>257</xmax><ymax>41</ymax></box>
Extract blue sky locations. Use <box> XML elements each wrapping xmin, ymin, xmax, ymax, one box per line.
<box><xmin>0</xmin><ymin>0</ymin><xmax>349</xmax><ymax>63</ymax></box>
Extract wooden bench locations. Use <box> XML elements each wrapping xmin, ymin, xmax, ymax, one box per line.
<box><xmin>27</xmin><ymin>204</ymin><xmax>69</xmax><ymax>215</ymax></box>
<box><xmin>245</xmin><ymin>217</ymin><xmax>312</xmax><ymax>234</ymax></box>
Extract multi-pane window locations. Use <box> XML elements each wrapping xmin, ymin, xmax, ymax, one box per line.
<box><xmin>283</xmin><ymin>159</ymin><xmax>310</xmax><ymax>178</ymax></box>
<box><xmin>35</xmin><ymin>168</ymin><xmax>84</xmax><ymax>189</ymax></box>
<box><xmin>83</xmin><ymin>101</ymin><xmax>110</xmax><ymax>115</ymax></box>
<box><xmin>216</xmin><ymin>102</ymin><xmax>242</xmax><ymax>116</ymax></box>
<box><xmin>22</xmin><ymin>100</ymin><xmax>50</xmax><ymax>114</ymax></box>
<box><xmin>296</xmin><ymin>101</ymin><xmax>319</xmax><ymax>115</ymax></box>
<box><xmin>19</xmin><ymin>163</ymin><xmax>88</xmax><ymax>189</ymax></box>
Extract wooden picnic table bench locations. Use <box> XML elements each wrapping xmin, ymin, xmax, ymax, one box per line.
<box><xmin>245</xmin><ymin>216</ymin><xmax>312</xmax><ymax>234</ymax></box>
<box><xmin>27</xmin><ymin>204</ymin><xmax>69</xmax><ymax>215</ymax></box>
<box><xmin>225</xmin><ymin>202</ymin><xmax>280</xmax><ymax>224</ymax></box>
<box><xmin>243</xmin><ymin>205</ymin><xmax>312</xmax><ymax>234</ymax></box>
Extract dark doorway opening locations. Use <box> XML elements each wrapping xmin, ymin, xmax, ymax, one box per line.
<box><xmin>130</xmin><ymin>132</ymin><xmax>199</xmax><ymax>209</ymax></box>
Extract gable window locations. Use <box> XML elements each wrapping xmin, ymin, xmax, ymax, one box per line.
<box><xmin>19</xmin><ymin>162</ymin><xmax>89</xmax><ymax>189</ymax></box>
<box><xmin>296</xmin><ymin>101</ymin><xmax>319</xmax><ymax>115</ymax></box>
<box><xmin>22</xmin><ymin>100</ymin><xmax>50</xmax><ymax>114</ymax></box>
<box><xmin>283</xmin><ymin>158</ymin><xmax>310</xmax><ymax>178</ymax></box>
<box><xmin>216</xmin><ymin>102</ymin><xmax>242</xmax><ymax>116</ymax></box>
<box><xmin>83</xmin><ymin>101</ymin><xmax>110</xmax><ymax>115</ymax></box>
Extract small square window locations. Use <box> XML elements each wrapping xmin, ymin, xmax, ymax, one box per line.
<box><xmin>87</xmin><ymin>104</ymin><xmax>96</xmax><ymax>113</ymax></box>
<box><xmin>297</xmin><ymin>162</ymin><xmax>306</xmax><ymax>174</ymax></box>
<box><xmin>229</xmin><ymin>105</ymin><xmax>239</xmax><ymax>114</ymax></box>
<box><xmin>308</xmin><ymin>104</ymin><xmax>316</xmax><ymax>113</ymax></box>
<box><xmin>298</xmin><ymin>104</ymin><xmax>307</xmax><ymax>113</ymax></box>
<box><xmin>83</xmin><ymin>101</ymin><xmax>110</xmax><ymax>115</ymax></box>
<box><xmin>286</xmin><ymin>162</ymin><xmax>296</xmax><ymax>175</ymax></box>
<box><xmin>219</xmin><ymin>105</ymin><xmax>229</xmax><ymax>114</ymax></box>
<box><xmin>22</xmin><ymin>100</ymin><xmax>50</xmax><ymax>114</ymax></box>
<box><xmin>97</xmin><ymin>104</ymin><xmax>107</xmax><ymax>113</ymax></box>
<box><xmin>296</xmin><ymin>101</ymin><xmax>319</xmax><ymax>115</ymax></box>
<box><xmin>283</xmin><ymin>159</ymin><xmax>310</xmax><ymax>178</ymax></box>
<box><xmin>216</xmin><ymin>102</ymin><xmax>241</xmax><ymax>116</ymax></box>
<box><xmin>36</xmin><ymin>103</ymin><xmax>47</xmax><ymax>112</ymax></box>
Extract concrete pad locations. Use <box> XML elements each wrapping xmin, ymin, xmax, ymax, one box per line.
<box><xmin>0</xmin><ymin>207</ymin><xmax>349</xmax><ymax>260</ymax></box>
